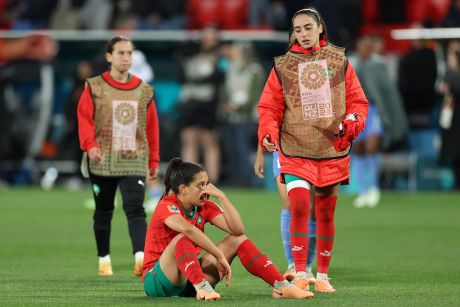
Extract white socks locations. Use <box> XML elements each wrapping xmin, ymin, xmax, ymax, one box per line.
<box><xmin>99</xmin><ymin>255</ymin><xmax>111</xmax><ymax>264</ymax></box>
<box><xmin>317</xmin><ymin>272</ymin><xmax>328</xmax><ymax>280</ymax></box>
<box><xmin>194</xmin><ymin>280</ymin><xmax>215</xmax><ymax>292</ymax></box>
<box><xmin>99</xmin><ymin>252</ymin><xmax>144</xmax><ymax>264</ymax></box>
<box><xmin>134</xmin><ymin>251</ymin><xmax>144</xmax><ymax>262</ymax></box>
<box><xmin>273</xmin><ymin>280</ymin><xmax>290</xmax><ymax>289</ymax></box>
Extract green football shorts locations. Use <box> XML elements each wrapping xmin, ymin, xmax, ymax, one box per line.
<box><xmin>144</xmin><ymin>260</ymin><xmax>195</xmax><ymax>298</ymax></box>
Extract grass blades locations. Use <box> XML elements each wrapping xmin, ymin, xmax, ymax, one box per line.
<box><xmin>0</xmin><ymin>188</ymin><xmax>459</xmax><ymax>306</ymax></box>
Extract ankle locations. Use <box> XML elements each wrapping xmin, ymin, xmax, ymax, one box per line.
<box><xmin>194</xmin><ymin>280</ymin><xmax>215</xmax><ymax>292</ymax></box>
<box><xmin>134</xmin><ymin>251</ymin><xmax>144</xmax><ymax>262</ymax></box>
<box><xmin>317</xmin><ymin>272</ymin><xmax>328</xmax><ymax>280</ymax></box>
<box><xmin>273</xmin><ymin>279</ymin><xmax>289</xmax><ymax>289</ymax></box>
<box><xmin>99</xmin><ymin>255</ymin><xmax>111</xmax><ymax>264</ymax></box>
<box><xmin>294</xmin><ymin>271</ymin><xmax>307</xmax><ymax>280</ymax></box>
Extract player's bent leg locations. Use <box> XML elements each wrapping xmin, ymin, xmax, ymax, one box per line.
<box><xmin>154</xmin><ymin>234</ymin><xmax>220</xmax><ymax>300</ymax></box>
<box><xmin>200</xmin><ymin>234</ymin><xmax>247</xmax><ymax>285</ymax></box>
<box><xmin>237</xmin><ymin>236</ymin><xmax>314</xmax><ymax>299</ymax></box>
<box><xmin>158</xmin><ymin>234</ymin><xmax>190</xmax><ymax>286</ymax></box>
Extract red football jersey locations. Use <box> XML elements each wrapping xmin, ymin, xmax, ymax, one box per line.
<box><xmin>142</xmin><ymin>194</ymin><xmax>223</xmax><ymax>280</ymax></box>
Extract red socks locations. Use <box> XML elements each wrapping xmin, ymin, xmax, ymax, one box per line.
<box><xmin>288</xmin><ymin>187</ymin><xmax>310</xmax><ymax>272</ymax></box>
<box><xmin>315</xmin><ymin>195</ymin><xmax>337</xmax><ymax>274</ymax></box>
<box><xmin>175</xmin><ymin>237</ymin><xmax>205</xmax><ymax>285</ymax></box>
<box><xmin>238</xmin><ymin>239</ymin><xmax>284</xmax><ymax>286</ymax></box>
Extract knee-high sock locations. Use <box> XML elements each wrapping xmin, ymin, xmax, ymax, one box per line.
<box><xmin>238</xmin><ymin>239</ymin><xmax>284</xmax><ymax>286</ymax></box>
<box><xmin>354</xmin><ymin>155</ymin><xmax>367</xmax><ymax>195</ymax></box>
<box><xmin>288</xmin><ymin>187</ymin><xmax>310</xmax><ymax>273</ymax></box>
<box><xmin>306</xmin><ymin>219</ymin><xmax>317</xmax><ymax>269</ymax></box>
<box><xmin>366</xmin><ymin>154</ymin><xmax>380</xmax><ymax>190</ymax></box>
<box><xmin>175</xmin><ymin>237</ymin><xmax>206</xmax><ymax>285</ymax></box>
<box><xmin>315</xmin><ymin>195</ymin><xmax>337</xmax><ymax>274</ymax></box>
<box><xmin>280</xmin><ymin>209</ymin><xmax>293</xmax><ymax>265</ymax></box>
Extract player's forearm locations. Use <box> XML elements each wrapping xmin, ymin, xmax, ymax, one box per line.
<box><xmin>215</xmin><ymin>196</ymin><xmax>245</xmax><ymax>236</ymax></box>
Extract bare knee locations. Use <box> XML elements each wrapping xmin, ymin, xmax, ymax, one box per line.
<box><xmin>224</xmin><ymin>234</ymin><xmax>248</xmax><ymax>252</ymax></box>
<box><xmin>169</xmin><ymin>233</ymin><xmax>185</xmax><ymax>247</ymax></box>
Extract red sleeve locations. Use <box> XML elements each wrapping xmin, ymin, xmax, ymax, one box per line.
<box><xmin>257</xmin><ymin>68</ymin><xmax>285</xmax><ymax>149</ymax></box>
<box><xmin>345</xmin><ymin>63</ymin><xmax>368</xmax><ymax>133</ymax></box>
<box><xmin>156</xmin><ymin>201</ymin><xmax>181</xmax><ymax>223</ymax></box>
<box><xmin>0</xmin><ymin>39</ymin><xmax>4</xmax><ymax>62</ymax></box>
<box><xmin>203</xmin><ymin>201</ymin><xmax>223</xmax><ymax>223</ymax></box>
<box><xmin>77</xmin><ymin>83</ymin><xmax>98</xmax><ymax>152</ymax></box>
<box><xmin>146</xmin><ymin>99</ymin><xmax>160</xmax><ymax>169</ymax></box>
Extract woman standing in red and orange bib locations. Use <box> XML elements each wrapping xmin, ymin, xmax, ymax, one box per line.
<box><xmin>258</xmin><ymin>7</ymin><xmax>368</xmax><ymax>292</ymax></box>
<box><xmin>77</xmin><ymin>36</ymin><xmax>160</xmax><ymax>277</ymax></box>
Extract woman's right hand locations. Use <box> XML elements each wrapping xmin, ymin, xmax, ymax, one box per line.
<box><xmin>201</xmin><ymin>183</ymin><xmax>225</xmax><ymax>201</ymax></box>
<box><xmin>216</xmin><ymin>255</ymin><xmax>232</xmax><ymax>287</ymax></box>
<box><xmin>88</xmin><ymin>147</ymin><xmax>102</xmax><ymax>162</ymax></box>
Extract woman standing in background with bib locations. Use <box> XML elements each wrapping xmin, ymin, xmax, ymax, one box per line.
<box><xmin>77</xmin><ymin>36</ymin><xmax>160</xmax><ymax>277</ymax></box>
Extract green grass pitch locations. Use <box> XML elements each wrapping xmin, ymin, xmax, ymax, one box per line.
<box><xmin>0</xmin><ymin>188</ymin><xmax>459</xmax><ymax>306</ymax></box>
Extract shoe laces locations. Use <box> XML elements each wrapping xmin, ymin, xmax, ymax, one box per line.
<box><xmin>273</xmin><ymin>280</ymin><xmax>290</xmax><ymax>289</ymax></box>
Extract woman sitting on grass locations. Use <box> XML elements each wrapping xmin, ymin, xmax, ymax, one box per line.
<box><xmin>141</xmin><ymin>157</ymin><xmax>313</xmax><ymax>300</ymax></box>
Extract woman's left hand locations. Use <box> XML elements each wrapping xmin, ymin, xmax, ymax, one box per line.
<box><xmin>148</xmin><ymin>167</ymin><xmax>159</xmax><ymax>181</ymax></box>
<box><xmin>262</xmin><ymin>135</ymin><xmax>277</xmax><ymax>152</ymax></box>
<box><xmin>216</xmin><ymin>255</ymin><xmax>232</xmax><ymax>287</ymax></box>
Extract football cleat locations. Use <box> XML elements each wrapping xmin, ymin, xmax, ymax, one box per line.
<box><xmin>315</xmin><ymin>278</ymin><xmax>336</xmax><ymax>292</ymax></box>
<box><xmin>133</xmin><ymin>258</ymin><xmax>143</xmax><ymax>277</ymax></box>
<box><xmin>196</xmin><ymin>290</ymin><xmax>220</xmax><ymax>301</ymax></box>
<box><xmin>293</xmin><ymin>278</ymin><xmax>309</xmax><ymax>291</ymax></box>
<box><xmin>293</xmin><ymin>272</ymin><xmax>310</xmax><ymax>291</ymax></box>
<box><xmin>98</xmin><ymin>262</ymin><xmax>113</xmax><ymax>276</ymax></box>
<box><xmin>353</xmin><ymin>194</ymin><xmax>367</xmax><ymax>208</ymax></box>
<box><xmin>272</xmin><ymin>283</ymin><xmax>314</xmax><ymax>299</ymax></box>
<box><xmin>306</xmin><ymin>271</ymin><xmax>317</xmax><ymax>283</ymax></box>
<box><xmin>366</xmin><ymin>188</ymin><xmax>381</xmax><ymax>208</ymax></box>
<box><xmin>195</xmin><ymin>280</ymin><xmax>220</xmax><ymax>300</ymax></box>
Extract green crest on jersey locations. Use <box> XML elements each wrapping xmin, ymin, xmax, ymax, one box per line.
<box><xmin>92</xmin><ymin>184</ymin><xmax>101</xmax><ymax>196</ymax></box>
<box><xmin>196</xmin><ymin>216</ymin><xmax>203</xmax><ymax>225</ymax></box>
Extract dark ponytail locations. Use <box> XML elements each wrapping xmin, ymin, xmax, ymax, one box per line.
<box><xmin>162</xmin><ymin>157</ymin><xmax>205</xmax><ymax>198</ymax></box>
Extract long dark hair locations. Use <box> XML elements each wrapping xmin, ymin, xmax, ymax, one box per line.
<box><xmin>162</xmin><ymin>157</ymin><xmax>205</xmax><ymax>198</ymax></box>
<box><xmin>289</xmin><ymin>7</ymin><xmax>328</xmax><ymax>48</ymax></box>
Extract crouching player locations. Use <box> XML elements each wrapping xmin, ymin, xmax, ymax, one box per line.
<box><xmin>142</xmin><ymin>157</ymin><xmax>314</xmax><ymax>300</ymax></box>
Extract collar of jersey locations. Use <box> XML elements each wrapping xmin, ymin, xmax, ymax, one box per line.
<box><xmin>101</xmin><ymin>71</ymin><xmax>141</xmax><ymax>90</ymax></box>
<box><xmin>182</xmin><ymin>204</ymin><xmax>198</xmax><ymax>220</ymax></box>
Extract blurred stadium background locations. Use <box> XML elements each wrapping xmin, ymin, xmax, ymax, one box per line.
<box><xmin>0</xmin><ymin>0</ymin><xmax>459</xmax><ymax>305</ymax></box>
